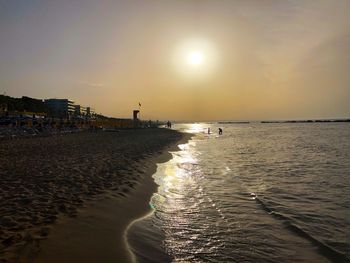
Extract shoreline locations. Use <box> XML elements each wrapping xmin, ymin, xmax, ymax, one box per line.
<box><xmin>33</xmin><ymin>133</ymin><xmax>192</xmax><ymax>263</ymax></box>
<box><xmin>33</xmin><ymin>152</ymin><xmax>167</xmax><ymax>263</ymax></box>
<box><xmin>0</xmin><ymin>128</ymin><xmax>189</xmax><ymax>262</ymax></box>
<box><xmin>124</xmin><ymin>133</ymin><xmax>192</xmax><ymax>263</ymax></box>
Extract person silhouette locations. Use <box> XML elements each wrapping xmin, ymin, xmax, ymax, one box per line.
<box><xmin>208</xmin><ymin>128</ymin><xmax>210</xmax><ymax>134</ymax></box>
<box><xmin>218</xmin><ymin>128</ymin><xmax>223</xmax><ymax>135</ymax></box>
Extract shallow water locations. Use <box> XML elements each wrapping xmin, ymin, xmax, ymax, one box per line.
<box><xmin>128</xmin><ymin>123</ymin><xmax>350</xmax><ymax>263</ymax></box>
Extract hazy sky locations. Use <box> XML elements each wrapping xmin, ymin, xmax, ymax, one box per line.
<box><xmin>1</xmin><ymin>0</ymin><xmax>349</xmax><ymax>121</ymax></box>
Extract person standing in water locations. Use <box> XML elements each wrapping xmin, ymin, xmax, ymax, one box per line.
<box><xmin>208</xmin><ymin>128</ymin><xmax>210</xmax><ymax>134</ymax></box>
<box><xmin>218</xmin><ymin>128</ymin><xmax>223</xmax><ymax>135</ymax></box>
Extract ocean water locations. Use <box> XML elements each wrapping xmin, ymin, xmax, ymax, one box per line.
<box><xmin>127</xmin><ymin>123</ymin><xmax>350</xmax><ymax>263</ymax></box>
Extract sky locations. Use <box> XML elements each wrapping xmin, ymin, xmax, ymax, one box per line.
<box><xmin>0</xmin><ymin>0</ymin><xmax>349</xmax><ymax>121</ymax></box>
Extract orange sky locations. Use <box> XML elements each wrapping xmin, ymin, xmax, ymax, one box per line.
<box><xmin>1</xmin><ymin>0</ymin><xmax>349</xmax><ymax>121</ymax></box>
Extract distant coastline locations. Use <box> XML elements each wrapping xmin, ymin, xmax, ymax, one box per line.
<box><xmin>218</xmin><ymin>121</ymin><xmax>250</xmax><ymax>124</ymax></box>
<box><xmin>261</xmin><ymin>119</ymin><xmax>350</xmax><ymax>123</ymax></box>
<box><xmin>216</xmin><ymin>119</ymin><xmax>350</xmax><ymax>124</ymax></box>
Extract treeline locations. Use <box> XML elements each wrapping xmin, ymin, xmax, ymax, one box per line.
<box><xmin>0</xmin><ymin>95</ymin><xmax>48</xmax><ymax>113</ymax></box>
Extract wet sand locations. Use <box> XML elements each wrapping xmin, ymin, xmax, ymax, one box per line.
<box><xmin>34</xmin><ymin>151</ymin><xmax>176</xmax><ymax>263</ymax></box>
<box><xmin>0</xmin><ymin>129</ymin><xmax>189</xmax><ymax>262</ymax></box>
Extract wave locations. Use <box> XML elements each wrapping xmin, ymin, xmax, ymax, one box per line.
<box><xmin>253</xmin><ymin>195</ymin><xmax>349</xmax><ymax>263</ymax></box>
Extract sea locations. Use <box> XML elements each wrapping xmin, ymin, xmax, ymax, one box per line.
<box><xmin>127</xmin><ymin>122</ymin><xmax>350</xmax><ymax>263</ymax></box>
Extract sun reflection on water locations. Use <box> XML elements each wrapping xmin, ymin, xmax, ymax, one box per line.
<box><xmin>158</xmin><ymin>148</ymin><xmax>198</xmax><ymax>195</ymax></box>
<box><xmin>183</xmin><ymin>123</ymin><xmax>206</xmax><ymax>134</ymax></box>
<box><xmin>150</xmin><ymin>140</ymin><xmax>207</xmax><ymax>258</ymax></box>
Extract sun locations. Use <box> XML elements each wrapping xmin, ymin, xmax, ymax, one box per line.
<box><xmin>173</xmin><ymin>38</ymin><xmax>218</xmax><ymax>77</ymax></box>
<box><xmin>187</xmin><ymin>51</ymin><xmax>203</xmax><ymax>65</ymax></box>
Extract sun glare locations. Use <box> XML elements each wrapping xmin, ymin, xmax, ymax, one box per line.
<box><xmin>173</xmin><ymin>38</ymin><xmax>218</xmax><ymax>78</ymax></box>
<box><xmin>188</xmin><ymin>51</ymin><xmax>203</xmax><ymax>65</ymax></box>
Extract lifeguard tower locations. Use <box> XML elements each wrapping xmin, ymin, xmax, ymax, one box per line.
<box><xmin>133</xmin><ymin>110</ymin><xmax>140</xmax><ymax>128</ymax></box>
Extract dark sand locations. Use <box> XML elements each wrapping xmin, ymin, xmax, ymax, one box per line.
<box><xmin>0</xmin><ymin>128</ymin><xmax>189</xmax><ymax>263</ymax></box>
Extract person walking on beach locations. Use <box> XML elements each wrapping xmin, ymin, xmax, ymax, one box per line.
<box><xmin>208</xmin><ymin>127</ymin><xmax>210</xmax><ymax>134</ymax></box>
<box><xmin>218</xmin><ymin>128</ymin><xmax>223</xmax><ymax>135</ymax></box>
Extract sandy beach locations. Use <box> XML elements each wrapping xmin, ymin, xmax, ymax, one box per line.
<box><xmin>0</xmin><ymin>128</ymin><xmax>189</xmax><ymax>263</ymax></box>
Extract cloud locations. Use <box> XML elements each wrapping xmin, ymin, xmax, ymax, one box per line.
<box><xmin>79</xmin><ymin>82</ymin><xmax>105</xmax><ymax>88</ymax></box>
